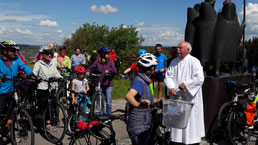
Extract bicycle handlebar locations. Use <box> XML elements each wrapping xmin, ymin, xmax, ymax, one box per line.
<box><xmin>139</xmin><ymin>100</ymin><xmax>163</xmax><ymax>108</ymax></box>
<box><xmin>37</xmin><ymin>77</ymin><xmax>65</xmax><ymax>83</ymax></box>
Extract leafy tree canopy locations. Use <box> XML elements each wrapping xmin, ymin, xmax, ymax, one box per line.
<box><xmin>63</xmin><ymin>22</ymin><xmax>144</xmax><ymax>57</ymax></box>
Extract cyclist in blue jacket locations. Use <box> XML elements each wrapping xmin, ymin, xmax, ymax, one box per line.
<box><xmin>0</xmin><ymin>40</ymin><xmax>34</xmax><ymax>113</ymax></box>
<box><xmin>0</xmin><ymin>40</ymin><xmax>34</xmax><ymax>142</ymax></box>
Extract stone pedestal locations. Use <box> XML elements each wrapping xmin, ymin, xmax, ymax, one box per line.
<box><xmin>203</xmin><ymin>74</ymin><xmax>252</xmax><ymax>138</ymax></box>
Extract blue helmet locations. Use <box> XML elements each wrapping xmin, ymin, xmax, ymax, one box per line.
<box><xmin>137</xmin><ymin>49</ymin><xmax>147</xmax><ymax>56</ymax></box>
<box><xmin>98</xmin><ymin>46</ymin><xmax>110</xmax><ymax>57</ymax></box>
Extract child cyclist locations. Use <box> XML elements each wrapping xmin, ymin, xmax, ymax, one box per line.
<box><xmin>125</xmin><ymin>53</ymin><xmax>158</xmax><ymax>145</ymax></box>
<box><xmin>71</xmin><ymin>66</ymin><xmax>91</xmax><ymax>114</ymax></box>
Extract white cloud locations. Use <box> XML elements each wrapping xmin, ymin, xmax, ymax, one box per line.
<box><xmin>90</xmin><ymin>4</ymin><xmax>119</xmax><ymax>14</ymax></box>
<box><xmin>0</xmin><ymin>26</ymin><xmax>6</xmax><ymax>34</ymax></box>
<box><xmin>137</xmin><ymin>22</ymin><xmax>145</xmax><ymax>26</ymax></box>
<box><xmin>39</xmin><ymin>20</ymin><xmax>59</xmax><ymax>27</ymax></box>
<box><xmin>137</xmin><ymin>23</ymin><xmax>184</xmax><ymax>46</ymax></box>
<box><xmin>0</xmin><ymin>15</ymin><xmax>45</xmax><ymax>22</ymax></box>
<box><xmin>16</xmin><ymin>28</ymin><xmax>32</xmax><ymax>35</ymax></box>
<box><xmin>240</xmin><ymin>2</ymin><xmax>258</xmax><ymax>39</ymax></box>
<box><xmin>56</xmin><ymin>29</ymin><xmax>63</xmax><ymax>33</ymax></box>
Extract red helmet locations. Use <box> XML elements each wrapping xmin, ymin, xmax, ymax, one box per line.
<box><xmin>75</xmin><ymin>66</ymin><xmax>86</xmax><ymax>73</ymax></box>
<box><xmin>132</xmin><ymin>55</ymin><xmax>136</xmax><ymax>58</ymax></box>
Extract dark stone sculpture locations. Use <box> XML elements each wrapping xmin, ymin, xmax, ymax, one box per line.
<box><xmin>185</xmin><ymin>0</ymin><xmax>247</xmax><ymax>76</ymax></box>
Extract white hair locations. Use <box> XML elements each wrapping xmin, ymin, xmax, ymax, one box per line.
<box><xmin>185</xmin><ymin>42</ymin><xmax>192</xmax><ymax>52</ymax></box>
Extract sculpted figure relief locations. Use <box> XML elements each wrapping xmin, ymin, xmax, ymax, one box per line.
<box><xmin>185</xmin><ymin>0</ymin><xmax>247</xmax><ymax>76</ymax></box>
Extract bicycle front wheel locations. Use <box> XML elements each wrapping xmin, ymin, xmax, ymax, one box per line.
<box><xmin>67</xmin><ymin>110</ymin><xmax>87</xmax><ymax>135</ymax></box>
<box><xmin>227</xmin><ymin>110</ymin><xmax>252</xmax><ymax>145</ymax></box>
<box><xmin>42</xmin><ymin>102</ymin><xmax>67</xmax><ymax>144</ymax></box>
<box><xmin>217</xmin><ymin>102</ymin><xmax>231</xmax><ymax>128</ymax></box>
<box><xmin>11</xmin><ymin>108</ymin><xmax>35</xmax><ymax>145</ymax></box>
<box><xmin>69</xmin><ymin>132</ymin><xmax>102</xmax><ymax>145</ymax></box>
<box><xmin>90</xmin><ymin>94</ymin><xmax>103</xmax><ymax>120</ymax></box>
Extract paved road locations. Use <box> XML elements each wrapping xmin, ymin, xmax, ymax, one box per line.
<box><xmin>10</xmin><ymin>99</ymin><xmax>258</xmax><ymax>145</ymax></box>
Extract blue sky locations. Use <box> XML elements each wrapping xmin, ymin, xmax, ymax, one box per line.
<box><xmin>0</xmin><ymin>0</ymin><xmax>257</xmax><ymax>46</ymax></box>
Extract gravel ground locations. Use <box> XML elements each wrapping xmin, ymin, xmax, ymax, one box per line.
<box><xmin>6</xmin><ymin>99</ymin><xmax>258</xmax><ymax>145</ymax></box>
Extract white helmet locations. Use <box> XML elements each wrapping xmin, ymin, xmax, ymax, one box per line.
<box><xmin>136</xmin><ymin>53</ymin><xmax>158</xmax><ymax>68</ymax></box>
<box><xmin>39</xmin><ymin>45</ymin><xmax>52</xmax><ymax>53</ymax></box>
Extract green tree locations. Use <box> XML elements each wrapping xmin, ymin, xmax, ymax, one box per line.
<box><xmin>246</xmin><ymin>37</ymin><xmax>258</xmax><ymax>68</ymax></box>
<box><xmin>64</xmin><ymin>22</ymin><xmax>109</xmax><ymax>56</ymax></box>
<box><xmin>63</xmin><ymin>22</ymin><xmax>145</xmax><ymax>71</ymax></box>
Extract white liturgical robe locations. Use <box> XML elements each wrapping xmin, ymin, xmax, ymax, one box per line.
<box><xmin>165</xmin><ymin>54</ymin><xmax>205</xmax><ymax>144</ymax></box>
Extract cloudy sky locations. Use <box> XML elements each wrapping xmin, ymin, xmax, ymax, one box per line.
<box><xmin>0</xmin><ymin>0</ymin><xmax>257</xmax><ymax>46</ymax></box>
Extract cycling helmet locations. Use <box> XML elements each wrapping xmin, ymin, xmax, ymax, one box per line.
<box><xmin>39</xmin><ymin>45</ymin><xmax>52</xmax><ymax>53</ymax></box>
<box><xmin>136</xmin><ymin>53</ymin><xmax>158</xmax><ymax>68</ymax></box>
<box><xmin>75</xmin><ymin>66</ymin><xmax>86</xmax><ymax>73</ymax></box>
<box><xmin>0</xmin><ymin>40</ymin><xmax>18</xmax><ymax>49</ymax></box>
<box><xmin>137</xmin><ymin>49</ymin><xmax>147</xmax><ymax>56</ymax></box>
<box><xmin>132</xmin><ymin>55</ymin><xmax>136</xmax><ymax>58</ymax></box>
<box><xmin>98</xmin><ymin>46</ymin><xmax>110</xmax><ymax>57</ymax></box>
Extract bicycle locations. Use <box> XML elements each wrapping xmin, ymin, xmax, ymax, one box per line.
<box><xmin>217</xmin><ymin>80</ymin><xmax>257</xmax><ymax>145</ymax></box>
<box><xmin>0</xmin><ymin>76</ymin><xmax>35</xmax><ymax>145</ymax></box>
<box><xmin>88</xmin><ymin>72</ymin><xmax>114</xmax><ymax>120</ymax></box>
<box><xmin>23</xmin><ymin>77</ymin><xmax>67</xmax><ymax>144</ymax></box>
<box><xmin>69</xmin><ymin>110</ymin><xmax>126</xmax><ymax>145</ymax></box>
<box><xmin>67</xmin><ymin>90</ymin><xmax>90</xmax><ymax>135</ymax></box>
<box><xmin>139</xmin><ymin>100</ymin><xmax>170</xmax><ymax>145</ymax></box>
<box><xmin>56</xmin><ymin>67</ymin><xmax>75</xmax><ymax>112</ymax></box>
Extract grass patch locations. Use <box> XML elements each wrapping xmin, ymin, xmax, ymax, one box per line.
<box><xmin>112</xmin><ymin>78</ymin><xmax>166</xmax><ymax>100</ymax></box>
<box><xmin>112</xmin><ymin>78</ymin><xmax>131</xmax><ymax>100</ymax></box>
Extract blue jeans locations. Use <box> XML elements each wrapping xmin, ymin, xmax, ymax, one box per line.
<box><xmin>101</xmin><ymin>86</ymin><xmax>113</xmax><ymax>115</ymax></box>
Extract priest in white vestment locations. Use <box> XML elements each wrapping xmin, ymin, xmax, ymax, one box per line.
<box><xmin>165</xmin><ymin>41</ymin><xmax>205</xmax><ymax>144</ymax></box>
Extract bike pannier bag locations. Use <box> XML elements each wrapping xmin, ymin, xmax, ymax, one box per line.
<box><xmin>244</xmin><ymin>102</ymin><xmax>256</xmax><ymax>125</ymax></box>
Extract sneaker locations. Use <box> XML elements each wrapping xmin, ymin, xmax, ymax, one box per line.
<box><xmin>46</xmin><ymin>125</ymin><xmax>57</xmax><ymax>132</ymax></box>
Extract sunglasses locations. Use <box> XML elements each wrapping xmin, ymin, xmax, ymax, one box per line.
<box><xmin>45</xmin><ymin>52</ymin><xmax>54</xmax><ymax>56</ymax></box>
<box><xmin>8</xmin><ymin>49</ymin><xmax>16</xmax><ymax>53</ymax></box>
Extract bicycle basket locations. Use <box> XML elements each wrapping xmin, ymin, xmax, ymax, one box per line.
<box><xmin>162</xmin><ymin>99</ymin><xmax>194</xmax><ymax>129</ymax></box>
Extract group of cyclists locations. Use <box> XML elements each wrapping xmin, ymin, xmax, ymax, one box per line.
<box><xmin>0</xmin><ymin>39</ymin><xmax>170</xmax><ymax>144</ymax></box>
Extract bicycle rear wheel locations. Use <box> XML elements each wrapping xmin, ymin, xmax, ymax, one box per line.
<box><xmin>227</xmin><ymin>110</ymin><xmax>252</xmax><ymax>145</ymax></box>
<box><xmin>11</xmin><ymin>108</ymin><xmax>35</xmax><ymax>145</ymax></box>
<box><xmin>42</xmin><ymin>102</ymin><xmax>67</xmax><ymax>144</ymax></box>
<box><xmin>90</xmin><ymin>94</ymin><xmax>103</xmax><ymax>120</ymax></box>
<box><xmin>67</xmin><ymin>110</ymin><xmax>87</xmax><ymax>135</ymax></box>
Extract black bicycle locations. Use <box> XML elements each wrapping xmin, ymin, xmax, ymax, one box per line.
<box><xmin>217</xmin><ymin>81</ymin><xmax>256</xmax><ymax>145</ymax></box>
<box><xmin>0</xmin><ymin>76</ymin><xmax>35</xmax><ymax>145</ymax></box>
<box><xmin>69</xmin><ymin>111</ymin><xmax>125</xmax><ymax>145</ymax></box>
<box><xmin>139</xmin><ymin>100</ymin><xmax>170</xmax><ymax>145</ymax></box>
<box><xmin>23</xmin><ymin>77</ymin><xmax>67</xmax><ymax>144</ymax></box>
